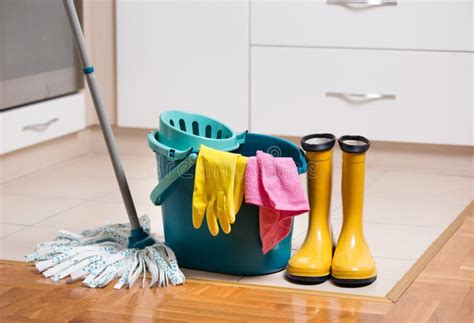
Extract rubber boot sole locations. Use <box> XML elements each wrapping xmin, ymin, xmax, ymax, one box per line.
<box><xmin>332</xmin><ymin>275</ymin><xmax>377</xmax><ymax>287</ymax></box>
<box><xmin>286</xmin><ymin>272</ymin><xmax>331</xmax><ymax>285</ymax></box>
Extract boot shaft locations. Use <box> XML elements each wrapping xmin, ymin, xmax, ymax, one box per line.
<box><xmin>341</xmin><ymin>151</ymin><xmax>366</xmax><ymax>230</ymax></box>
<box><xmin>338</xmin><ymin>135</ymin><xmax>371</xmax><ymax>231</ymax></box>
<box><xmin>301</xmin><ymin>134</ymin><xmax>337</xmax><ymax>236</ymax></box>
<box><xmin>307</xmin><ymin>149</ymin><xmax>333</xmax><ymax>227</ymax></box>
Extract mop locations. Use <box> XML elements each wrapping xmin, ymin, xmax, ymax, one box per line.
<box><xmin>25</xmin><ymin>0</ymin><xmax>185</xmax><ymax>289</ymax></box>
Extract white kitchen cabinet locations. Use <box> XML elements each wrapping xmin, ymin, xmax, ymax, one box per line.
<box><xmin>116</xmin><ymin>0</ymin><xmax>249</xmax><ymax>132</ymax></box>
<box><xmin>251</xmin><ymin>47</ymin><xmax>473</xmax><ymax>146</ymax></box>
<box><xmin>251</xmin><ymin>1</ymin><xmax>473</xmax><ymax>52</ymax></box>
<box><xmin>0</xmin><ymin>93</ymin><xmax>86</xmax><ymax>154</ymax></box>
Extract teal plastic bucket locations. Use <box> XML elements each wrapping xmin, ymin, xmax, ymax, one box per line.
<box><xmin>149</xmin><ymin>112</ymin><xmax>307</xmax><ymax>275</ymax></box>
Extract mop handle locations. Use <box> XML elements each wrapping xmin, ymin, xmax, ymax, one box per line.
<box><xmin>63</xmin><ymin>0</ymin><xmax>140</xmax><ymax>230</ymax></box>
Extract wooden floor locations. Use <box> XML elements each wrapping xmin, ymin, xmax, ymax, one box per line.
<box><xmin>0</xmin><ymin>202</ymin><xmax>472</xmax><ymax>322</ymax></box>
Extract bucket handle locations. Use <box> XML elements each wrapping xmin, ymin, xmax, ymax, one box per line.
<box><xmin>147</xmin><ymin>130</ymin><xmax>193</xmax><ymax>161</ymax></box>
<box><xmin>150</xmin><ymin>152</ymin><xmax>198</xmax><ymax>205</ymax></box>
<box><xmin>297</xmin><ymin>148</ymin><xmax>308</xmax><ymax>174</ymax></box>
<box><xmin>148</xmin><ymin>130</ymin><xmax>247</xmax><ymax>205</ymax></box>
<box><xmin>236</xmin><ymin>131</ymin><xmax>247</xmax><ymax>145</ymax></box>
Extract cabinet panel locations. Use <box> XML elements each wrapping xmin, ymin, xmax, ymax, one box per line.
<box><xmin>251</xmin><ymin>1</ymin><xmax>473</xmax><ymax>51</ymax></box>
<box><xmin>0</xmin><ymin>93</ymin><xmax>86</xmax><ymax>154</ymax></box>
<box><xmin>117</xmin><ymin>1</ymin><xmax>249</xmax><ymax>132</ymax></box>
<box><xmin>251</xmin><ymin>47</ymin><xmax>472</xmax><ymax>145</ymax></box>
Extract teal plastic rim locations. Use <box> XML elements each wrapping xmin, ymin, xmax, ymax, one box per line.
<box><xmin>156</xmin><ymin>111</ymin><xmax>246</xmax><ymax>157</ymax></box>
<box><xmin>147</xmin><ymin>130</ymin><xmax>194</xmax><ymax>161</ymax></box>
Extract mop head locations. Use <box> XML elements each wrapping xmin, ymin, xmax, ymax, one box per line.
<box><xmin>25</xmin><ymin>215</ymin><xmax>185</xmax><ymax>289</ymax></box>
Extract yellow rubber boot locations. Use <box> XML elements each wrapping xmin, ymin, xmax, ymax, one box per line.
<box><xmin>332</xmin><ymin>135</ymin><xmax>377</xmax><ymax>286</ymax></box>
<box><xmin>287</xmin><ymin>134</ymin><xmax>336</xmax><ymax>284</ymax></box>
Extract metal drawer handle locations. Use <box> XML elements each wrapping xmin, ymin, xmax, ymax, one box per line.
<box><xmin>326</xmin><ymin>92</ymin><xmax>396</xmax><ymax>102</ymax></box>
<box><xmin>22</xmin><ymin>117</ymin><xmax>59</xmax><ymax>132</ymax></box>
<box><xmin>327</xmin><ymin>0</ymin><xmax>397</xmax><ymax>8</ymax></box>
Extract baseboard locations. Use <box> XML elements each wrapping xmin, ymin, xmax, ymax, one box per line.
<box><xmin>281</xmin><ymin>135</ymin><xmax>473</xmax><ymax>177</ymax></box>
<box><xmin>89</xmin><ymin>125</ymin><xmax>153</xmax><ymax>156</ymax></box>
<box><xmin>3</xmin><ymin>128</ymin><xmax>471</xmax><ymax>183</ymax></box>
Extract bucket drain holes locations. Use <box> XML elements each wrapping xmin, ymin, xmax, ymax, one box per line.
<box><xmin>192</xmin><ymin>121</ymin><xmax>199</xmax><ymax>135</ymax></box>
<box><xmin>167</xmin><ymin>117</ymin><xmax>230</xmax><ymax>140</ymax></box>
<box><xmin>179</xmin><ymin>119</ymin><xmax>187</xmax><ymax>131</ymax></box>
<box><xmin>205</xmin><ymin>125</ymin><xmax>212</xmax><ymax>138</ymax></box>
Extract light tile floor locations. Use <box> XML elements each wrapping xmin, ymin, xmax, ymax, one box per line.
<box><xmin>1</xmin><ymin>149</ymin><xmax>472</xmax><ymax>299</ymax></box>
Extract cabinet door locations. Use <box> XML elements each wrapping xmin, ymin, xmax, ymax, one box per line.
<box><xmin>117</xmin><ymin>1</ymin><xmax>249</xmax><ymax>132</ymax></box>
<box><xmin>251</xmin><ymin>47</ymin><xmax>473</xmax><ymax>146</ymax></box>
<box><xmin>0</xmin><ymin>93</ymin><xmax>86</xmax><ymax>154</ymax></box>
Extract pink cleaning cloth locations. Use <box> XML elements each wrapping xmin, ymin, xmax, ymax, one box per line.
<box><xmin>245</xmin><ymin>151</ymin><xmax>309</xmax><ymax>254</ymax></box>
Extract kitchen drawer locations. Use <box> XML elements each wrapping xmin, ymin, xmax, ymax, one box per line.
<box><xmin>0</xmin><ymin>93</ymin><xmax>86</xmax><ymax>154</ymax></box>
<box><xmin>251</xmin><ymin>1</ymin><xmax>473</xmax><ymax>52</ymax></box>
<box><xmin>251</xmin><ymin>47</ymin><xmax>472</xmax><ymax>145</ymax></box>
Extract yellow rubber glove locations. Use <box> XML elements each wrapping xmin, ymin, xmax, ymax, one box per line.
<box><xmin>192</xmin><ymin>145</ymin><xmax>247</xmax><ymax>236</ymax></box>
<box><xmin>233</xmin><ymin>155</ymin><xmax>247</xmax><ymax>216</ymax></box>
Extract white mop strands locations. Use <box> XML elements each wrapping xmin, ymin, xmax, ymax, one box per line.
<box><xmin>25</xmin><ymin>216</ymin><xmax>185</xmax><ymax>289</ymax></box>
